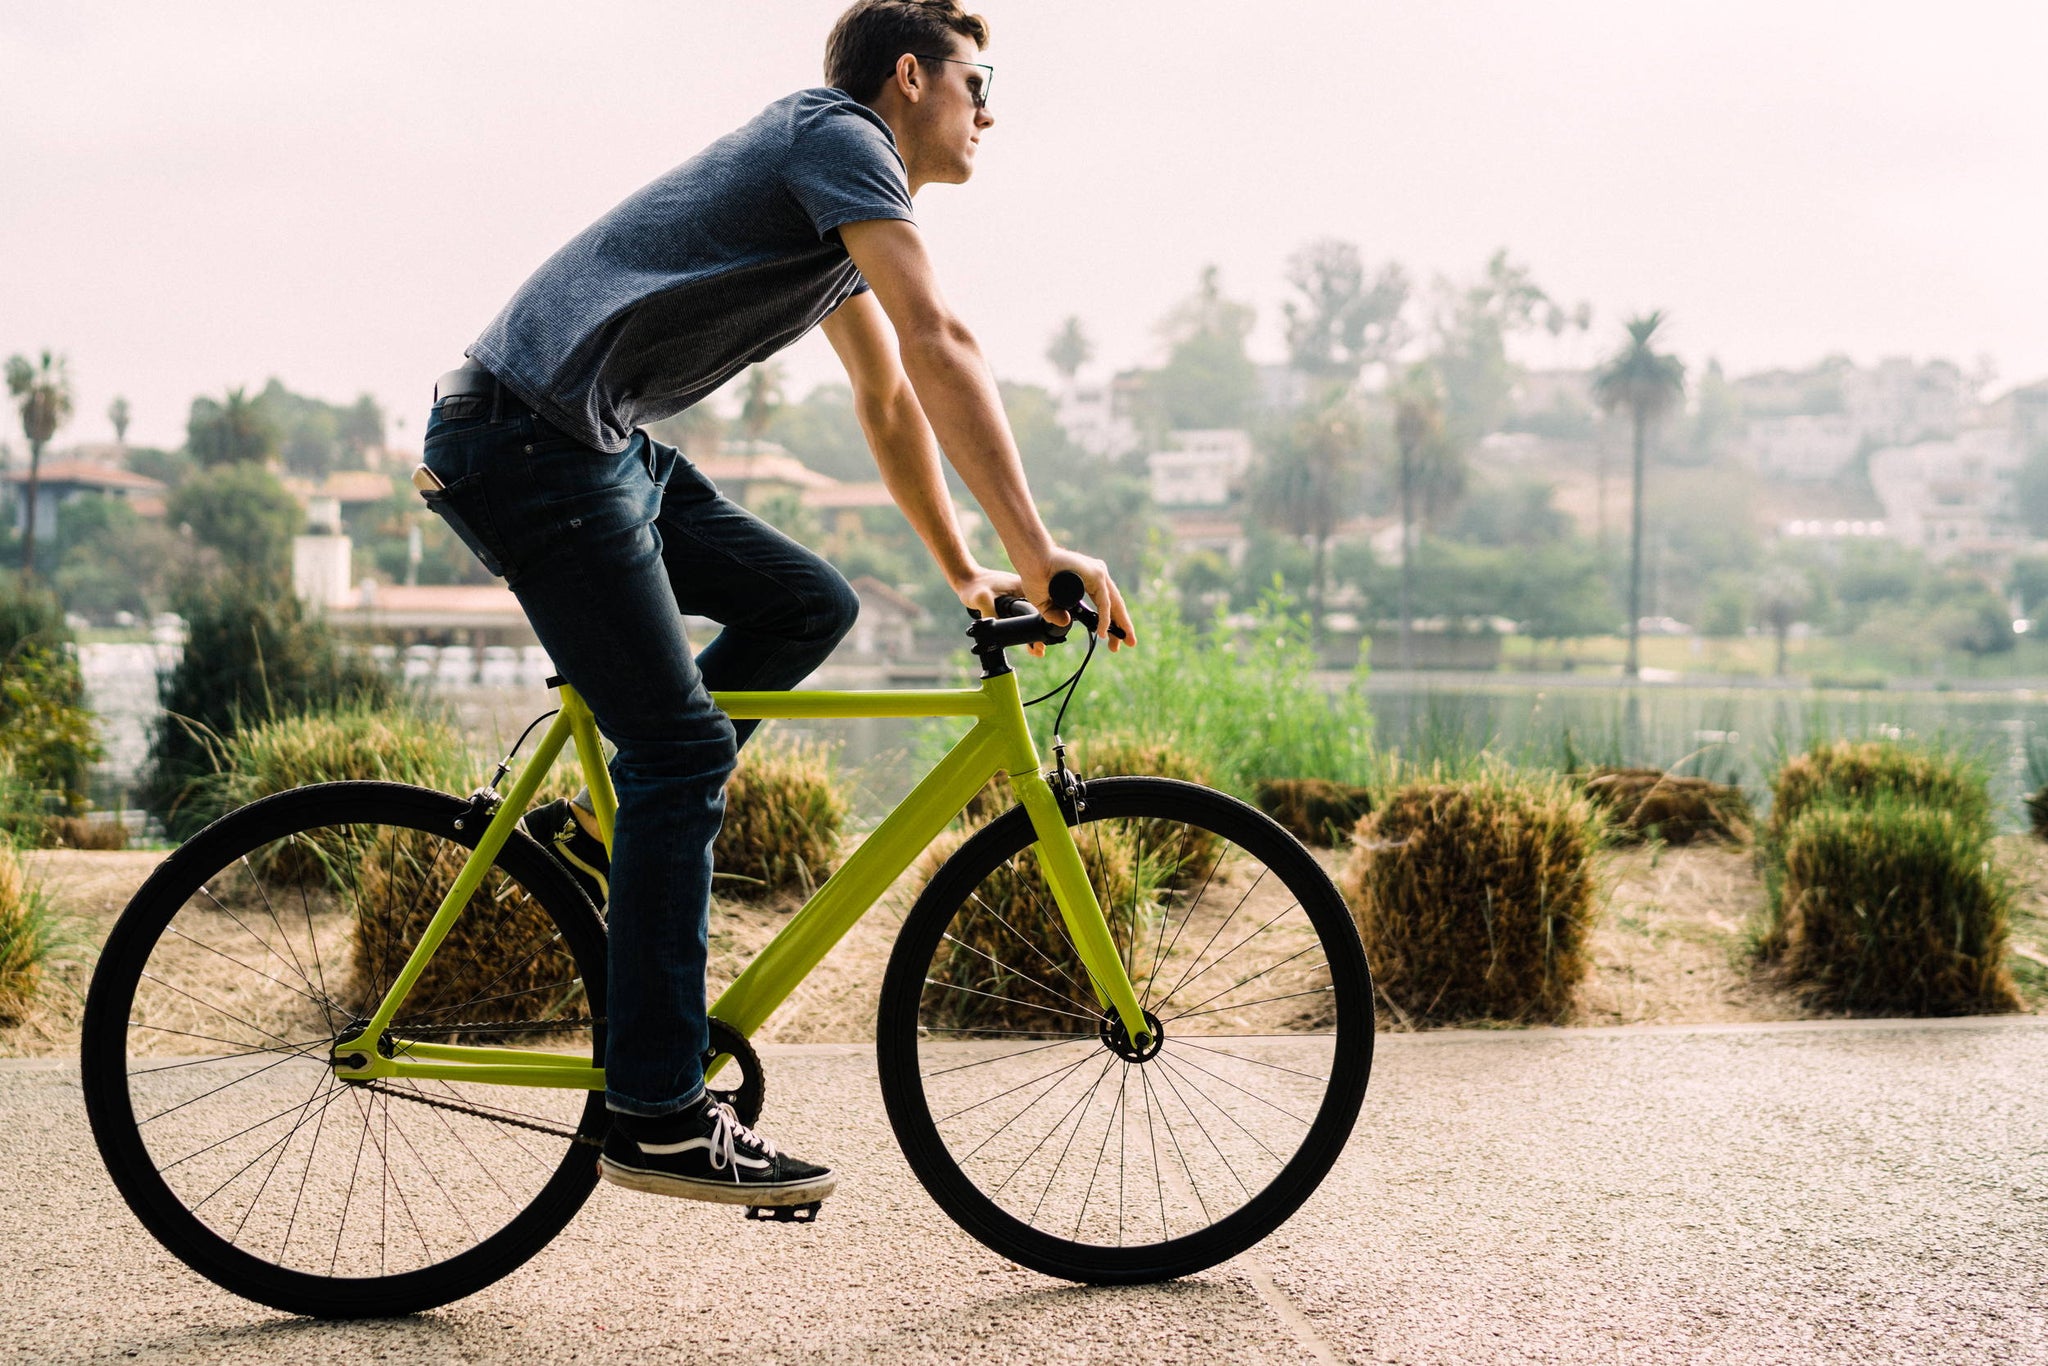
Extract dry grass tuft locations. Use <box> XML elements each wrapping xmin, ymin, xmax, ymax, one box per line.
<box><xmin>348</xmin><ymin>829</ymin><xmax>580</xmax><ymax>1029</ymax></box>
<box><xmin>1342</xmin><ymin>769</ymin><xmax>1604</xmax><ymax>1025</ymax></box>
<box><xmin>715</xmin><ymin>740</ymin><xmax>847</xmax><ymax>905</ymax></box>
<box><xmin>0</xmin><ymin>848</ymin><xmax>48</xmax><ymax>1024</ymax></box>
<box><xmin>35</xmin><ymin>816</ymin><xmax>128</xmax><ymax>851</ymax></box>
<box><xmin>1255</xmin><ymin>777</ymin><xmax>1373</xmax><ymax>848</ymax></box>
<box><xmin>1765</xmin><ymin>739</ymin><xmax>1989</xmax><ymax>850</ymax></box>
<box><xmin>1582</xmin><ymin>767</ymin><xmax>1751</xmax><ymax>846</ymax></box>
<box><xmin>1777</xmin><ymin>800</ymin><xmax>2020</xmax><ymax>1015</ymax></box>
<box><xmin>916</xmin><ymin>819</ymin><xmax>1158</xmax><ymax>1034</ymax></box>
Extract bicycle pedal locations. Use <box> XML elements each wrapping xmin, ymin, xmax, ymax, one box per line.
<box><xmin>745</xmin><ymin>1201</ymin><xmax>821</xmax><ymax>1224</ymax></box>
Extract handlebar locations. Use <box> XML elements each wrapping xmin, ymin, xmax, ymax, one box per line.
<box><xmin>965</xmin><ymin>571</ymin><xmax>1126</xmax><ymax>667</ymax></box>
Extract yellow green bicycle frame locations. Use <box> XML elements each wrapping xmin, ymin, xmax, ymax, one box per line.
<box><xmin>329</xmin><ymin>670</ymin><xmax>1150</xmax><ymax>1088</ymax></box>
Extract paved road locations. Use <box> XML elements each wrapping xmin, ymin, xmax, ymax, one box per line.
<box><xmin>7</xmin><ymin>1017</ymin><xmax>2044</xmax><ymax>1365</ymax></box>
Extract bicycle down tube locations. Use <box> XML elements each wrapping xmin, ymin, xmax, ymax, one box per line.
<box><xmin>329</xmin><ymin>671</ymin><xmax>1153</xmax><ymax>1088</ymax></box>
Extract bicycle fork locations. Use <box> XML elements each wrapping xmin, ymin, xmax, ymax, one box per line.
<box><xmin>1007</xmin><ymin>766</ymin><xmax>1153</xmax><ymax>1051</ymax></box>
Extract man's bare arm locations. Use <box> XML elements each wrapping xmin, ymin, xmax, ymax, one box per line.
<box><xmin>820</xmin><ymin>293</ymin><xmax>992</xmax><ymax>603</ymax></box>
<box><xmin>835</xmin><ymin>217</ymin><xmax>1135</xmax><ymax>645</ymax></box>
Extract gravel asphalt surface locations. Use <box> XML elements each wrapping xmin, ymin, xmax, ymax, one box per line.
<box><xmin>6</xmin><ymin>1016</ymin><xmax>2043</xmax><ymax>1365</ymax></box>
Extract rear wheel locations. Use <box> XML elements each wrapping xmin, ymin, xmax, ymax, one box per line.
<box><xmin>80</xmin><ymin>782</ymin><xmax>608</xmax><ymax>1318</ymax></box>
<box><xmin>876</xmin><ymin>777</ymin><xmax>1373</xmax><ymax>1283</ymax></box>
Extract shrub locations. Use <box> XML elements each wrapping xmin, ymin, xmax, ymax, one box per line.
<box><xmin>1075</xmin><ymin>734</ymin><xmax>1222</xmax><ymax>886</ymax></box>
<box><xmin>0</xmin><ymin>576</ymin><xmax>101</xmax><ymax>830</ymax></box>
<box><xmin>714</xmin><ymin>740</ymin><xmax>846</xmax><ymax>903</ymax></box>
<box><xmin>1581</xmin><ymin>767</ymin><xmax>1751</xmax><ymax>846</ymax></box>
<box><xmin>142</xmin><ymin>575</ymin><xmax>394</xmax><ymax>836</ymax></box>
<box><xmin>1256</xmin><ymin>777</ymin><xmax>1373</xmax><ymax>848</ymax></box>
<box><xmin>197</xmin><ymin>701</ymin><xmax>471</xmax><ymax>811</ymax></box>
<box><xmin>1778</xmin><ymin>800</ymin><xmax>2020</xmax><ymax>1014</ymax></box>
<box><xmin>1342</xmin><ymin>769</ymin><xmax>1603</xmax><ymax>1025</ymax></box>
<box><xmin>918</xmin><ymin>819</ymin><xmax>1158</xmax><ymax>1033</ymax></box>
<box><xmin>1765</xmin><ymin>739</ymin><xmax>1990</xmax><ymax>850</ymax></box>
<box><xmin>1759</xmin><ymin>739</ymin><xmax>1992</xmax><ymax>956</ymax></box>
<box><xmin>0</xmin><ymin>845</ymin><xmax>49</xmax><ymax>1024</ymax></box>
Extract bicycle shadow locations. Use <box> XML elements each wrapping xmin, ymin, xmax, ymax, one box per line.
<box><xmin>79</xmin><ymin>1310</ymin><xmax>462</xmax><ymax>1364</ymax></box>
<box><xmin>757</xmin><ymin>1271</ymin><xmax>1285</xmax><ymax>1364</ymax></box>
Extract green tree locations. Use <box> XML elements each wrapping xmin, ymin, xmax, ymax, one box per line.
<box><xmin>338</xmin><ymin>394</ymin><xmax>386</xmax><ymax>461</ymax></box>
<box><xmin>2015</xmin><ymin>440</ymin><xmax>2048</xmax><ymax>538</ymax></box>
<box><xmin>762</xmin><ymin>383</ymin><xmax>872</xmax><ymax>481</ymax></box>
<box><xmin>168</xmin><ymin>462</ymin><xmax>302</xmax><ymax>583</ymax></box>
<box><xmin>1280</xmin><ymin>238</ymin><xmax>1409</xmax><ymax>383</ymax></box>
<box><xmin>5</xmin><ymin>350</ymin><xmax>75</xmax><ymax>579</ymax></box>
<box><xmin>186</xmin><ymin>386</ymin><xmax>278</xmax><ymax>466</ymax></box>
<box><xmin>107</xmin><ymin>395</ymin><xmax>131</xmax><ymax>446</ymax></box>
<box><xmin>53</xmin><ymin>495</ymin><xmax>190</xmax><ymax>620</ymax></box>
<box><xmin>1149</xmin><ymin>266</ymin><xmax>1258</xmax><ymax>431</ymax></box>
<box><xmin>141</xmin><ymin>576</ymin><xmax>393</xmax><ymax>833</ymax></box>
<box><xmin>123</xmin><ymin>445</ymin><xmax>194</xmax><ymax>489</ymax></box>
<box><xmin>1045</xmin><ymin>316</ymin><xmax>1093</xmax><ymax>385</ymax></box>
<box><xmin>1447</xmin><ymin>476</ymin><xmax>1572</xmax><ymax>548</ymax></box>
<box><xmin>1251</xmin><ymin>387</ymin><xmax>1372</xmax><ymax>639</ymax></box>
<box><xmin>1681</xmin><ymin>358</ymin><xmax>1743</xmax><ymax>466</ymax></box>
<box><xmin>2009</xmin><ymin>554</ymin><xmax>2048</xmax><ymax>621</ymax></box>
<box><xmin>1753</xmin><ymin>564</ymin><xmax>1812</xmax><ymax>677</ymax></box>
<box><xmin>1591</xmin><ymin>312</ymin><xmax>1687</xmax><ymax>678</ymax></box>
<box><xmin>1429</xmin><ymin>251</ymin><xmax>1560</xmax><ymax>443</ymax></box>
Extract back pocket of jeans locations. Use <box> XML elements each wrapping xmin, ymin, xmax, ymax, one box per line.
<box><xmin>421</xmin><ymin>475</ymin><xmax>509</xmax><ymax>578</ymax></box>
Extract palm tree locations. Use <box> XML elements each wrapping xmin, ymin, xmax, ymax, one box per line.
<box><xmin>737</xmin><ymin>363</ymin><xmax>785</xmax><ymax>444</ymax></box>
<box><xmin>1045</xmin><ymin>316</ymin><xmax>1092</xmax><ymax>387</ymax></box>
<box><xmin>1592</xmin><ymin>313</ymin><xmax>1686</xmax><ymax>678</ymax></box>
<box><xmin>1392</xmin><ymin>366</ymin><xmax>1455</xmax><ymax>670</ymax></box>
<box><xmin>108</xmin><ymin>395</ymin><xmax>131</xmax><ymax>446</ymax></box>
<box><xmin>6</xmin><ymin>350</ymin><xmax>75</xmax><ymax>578</ymax></box>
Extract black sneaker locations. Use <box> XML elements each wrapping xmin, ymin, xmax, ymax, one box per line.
<box><xmin>522</xmin><ymin>797</ymin><xmax>609</xmax><ymax>907</ymax></box>
<box><xmin>600</xmin><ymin>1096</ymin><xmax>837</xmax><ymax>1207</ymax></box>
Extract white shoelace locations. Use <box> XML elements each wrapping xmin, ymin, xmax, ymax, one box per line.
<box><xmin>705</xmin><ymin>1098</ymin><xmax>778</xmax><ymax>1176</ymax></box>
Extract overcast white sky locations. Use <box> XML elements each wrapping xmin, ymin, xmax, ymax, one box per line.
<box><xmin>4</xmin><ymin>1</ymin><xmax>2044</xmax><ymax>451</ymax></box>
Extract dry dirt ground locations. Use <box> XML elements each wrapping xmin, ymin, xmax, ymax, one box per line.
<box><xmin>10</xmin><ymin>835</ymin><xmax>2046</xmax><ymax>1059</ymax></box>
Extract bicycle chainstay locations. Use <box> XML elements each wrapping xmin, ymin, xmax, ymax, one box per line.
<box><xmin>349</xmin><ymin>1015</ymin><xmax>606</xmax><ymax>1146</ymax></box>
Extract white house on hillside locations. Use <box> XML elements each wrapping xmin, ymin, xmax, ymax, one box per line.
<box><xmin>1869</xmin><ymin>428</ymin><xmax>2022</xmax><ymax>563</ymax></box>
<box><xmin>1146</xmin><ymin>429</ymin><xmax>1253</xmax><ymax>508</ymax></box>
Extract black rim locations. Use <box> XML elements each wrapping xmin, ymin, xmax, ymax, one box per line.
<box><xmin>82</xmin><ymin>783</ymin><xmax>607</xmax><ymax>1316</ymax></box>
<box><xmin>879</xmin><ymin>778</ymin><xmax>1372</xmax><ymax>1281</ymax></box>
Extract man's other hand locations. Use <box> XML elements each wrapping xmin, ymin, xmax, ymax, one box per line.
<box><xmin>1028</xmin><ymin>549</ymin><xmax>1136</xmax><ymax>651</ymax></box>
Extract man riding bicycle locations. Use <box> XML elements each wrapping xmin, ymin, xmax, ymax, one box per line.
<box><xmin>417</xmin><ymin>0</ymin><xmax>1136</xmax><ymax>1210</ymax></box>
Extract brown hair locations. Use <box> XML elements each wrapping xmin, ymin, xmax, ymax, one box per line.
<box><xmin>825</xmin><ymin>0</ymin><xmax>990</xmax><ymax>104</ymax></box>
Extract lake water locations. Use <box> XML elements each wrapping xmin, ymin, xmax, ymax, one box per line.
<box><xmin>77</xmin><ymin>644</ymin><xmax>2048</xmax><ymax>831</ymax></box>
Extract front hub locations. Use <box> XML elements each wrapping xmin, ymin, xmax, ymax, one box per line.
<box><xmin>1100</xmin><ymin>1008</ymin><xmax>1164</xmax><ymax>1063</ymax></box>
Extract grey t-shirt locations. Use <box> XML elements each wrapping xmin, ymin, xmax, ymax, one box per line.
<box><xmin>469</xmin><ymin>88</ymin><xmax>915</xmax><ymax>453</ymax></box>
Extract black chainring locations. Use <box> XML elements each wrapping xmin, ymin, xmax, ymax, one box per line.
<box><xmin>704</xmin><ymin>1016</ymin><xmax>765</xmax><ymax>1127</ymax></box>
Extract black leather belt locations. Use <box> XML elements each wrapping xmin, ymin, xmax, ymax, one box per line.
<box><xmin>434</xmin><ymin>361</ymin><xmax>500</xmax><ymax>403</ymax></box>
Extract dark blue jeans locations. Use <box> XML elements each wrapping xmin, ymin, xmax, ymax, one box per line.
<box><xmin>420</xmin><ymin>400</ymin><xmax>859</xmax><ymax>1117</ymax></box>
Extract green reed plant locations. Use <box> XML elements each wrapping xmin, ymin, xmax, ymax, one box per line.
<box><xmin>1019</xmin><ymin>581</ymin><xmax>1373</xmax><ymax>798</ymax></box>
<box><xmin>1777</xmin><ymin>799</ymin><xmax>2019</xmax><ymax>1014</ymax></box>
<box><xmin>1341</xmin><ymin>764</ymin><xmax>1605</xmax><ymax>1025</ymax></box>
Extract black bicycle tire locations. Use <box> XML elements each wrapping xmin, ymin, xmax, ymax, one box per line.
<box><xmin>876</xmin><ymin>776</ymin><xmax>1373</xmax><ymax>1284</ymax></box>
<box><xmin>80</xmin><ymin>781</ymin><xmax>609</xmax><ymax>1319</ymax></box>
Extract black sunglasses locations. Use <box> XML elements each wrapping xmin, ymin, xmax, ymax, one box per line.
<box><xmin>913</xmin><ymin>54</ymin><xmax>993</xmax><ymax>109</ymax></box>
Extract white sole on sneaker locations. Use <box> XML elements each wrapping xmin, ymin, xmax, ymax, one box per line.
<box><xmin>598</xmin><ymin>1156</ymin><xmax>838</xmax><ymax>1206</ymax></box>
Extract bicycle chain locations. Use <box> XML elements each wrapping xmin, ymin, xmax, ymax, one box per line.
<box><xmin>359</xmin><ymin>1079</ymin><xmax>600</xmax><ymax>1147</ymax></box>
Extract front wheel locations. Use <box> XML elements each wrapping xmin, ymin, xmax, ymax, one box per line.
<box><xmin>876</xmin><ymin>777</ymin><xmax>1373</xmax><ymax>1283</ymax></box>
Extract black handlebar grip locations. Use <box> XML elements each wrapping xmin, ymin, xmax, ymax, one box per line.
<box><xmin>992</xmin><ymin>593</ymin><xmax>1038</xmax><ymax>619</ymax></box>
<box><xmin>1047</xmin><ymin>571</ymin><xmax>1086</xmax><ymax>609</ymax></box>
